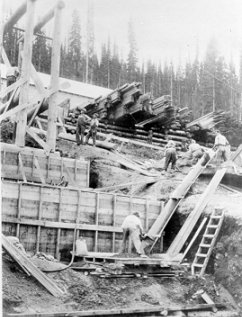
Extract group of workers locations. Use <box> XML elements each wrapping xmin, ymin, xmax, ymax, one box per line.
<box><xmin>120</xmin><ymin>129</ymin><xmax>231</xmax><ymax>258</ymax></box>
<box><xmin>76</xmin><ymin>110</ymin><xmax>99</xmax><ymax>146</ymax></box>
<box><xmin>163</xmin><ymin>130</ymin><xmax>230</xmax><ymax>172</ymax></box>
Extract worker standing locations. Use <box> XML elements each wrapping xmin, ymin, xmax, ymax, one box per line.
<box><xmin>121</xmin><ymin>212</ymin><xmax>147</xmax><ymax>257</ymax></box>
<box><xmin>164</xmin><ymin>139</ymin><xmax>177</xmax><ymax>171</ymax></box>
<box><xmin>213</xmin><ymin>130</ymin><xmax>230</xmax><ymax>162</ymax></box>
<box><xmin>76</xmin><ymin>109</ymin><xmax>90</xmax><ymax>145</ymax></box>
<box><xmin>85</xmin><ymin>113</ymin><xmax>99</xmax><ymax>146</ymax></box>
<box><xmin>188</xmin><ymin>139</ymin><xmax>204</xmax><ymax>164</ymax></box>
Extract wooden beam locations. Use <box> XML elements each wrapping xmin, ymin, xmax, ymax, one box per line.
<box><xmin>62</xmin><ymin>161</ymin><xmax>75</xmax><ymax>186</ymax></box>
<box><xmin>56</xmin><ymin>188</ymin><xmax>62</xmax><ymax>259</ymax></box>
<box><xmin>46</xmin><ymin>2</ymin><xmax>64</xmax><ymax>151</ymax></box>
<box><xmin>36</xmin><ymin>186</ymin><xmax>43</xmax><ymax>253</ymax></box>
<box><xmin>18</xmin><ymin>153</ymin><xmax>27</xmax><ymax>182</ymax></box>
<box><xmin>0</xmin><ymin>78</ymin><xmax>26</xmax><ymax>99</ymax></box>
<box><xmin>2</xmin><ymin>216</ymin><xmax>123</xmax><ymax>233</ymax></box>
<box><xmin>112</xmin><ymin>194</ymin><xmax>117</xmax><ymax>252</ymax></box>
<box><xmin>180</xmin><ymin>217</ymin><xmax>207</xmax><ymax>262</ymax></box>
<box><xmin>16</xmin><ymin>0</ymin><xmax>36</xmax><ymax>147</ymax></box>
<box><xmin>2</xmin><ymin>234</ymin><xmax>64</xmax><ymax>297</ymax></box>
<box><xmin>16</xmin><ymin>184</ymin><xmax>23</xmax><ymax>238</ymax></box>
<box><xmin>26</xmin><ymin>127</ymin><xmax>51</xmax><ymax>153</ymax></box>
<box><xmin>1</xmin><ymin>46</ymin><xmax>11</xmax><ymax>68</ymax></box>
<box><xmin>95</xmin><ymin>177</ymin><xmax>159</xmax><ymax>192</ymax></box>
<box><xmin>0</xmin><ymin>100</ymin><xmax>38</xmax><ymax>122</ymax></box>
<box><xmin>33</xmin><ymin>156</ymin><xmax>45</xmax><ymax>184</ymax></box>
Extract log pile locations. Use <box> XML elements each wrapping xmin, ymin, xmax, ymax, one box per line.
<box><xmin>187</xmin><ymin>111</ymin><xmax>242</xmax><ymax>147</ymax></box>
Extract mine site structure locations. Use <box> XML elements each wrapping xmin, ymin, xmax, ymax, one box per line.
<box><xmin>1</xmin><ymin>0</ymin><xmax>64</xmax><ymax>152</ymax></box>
<box><xmin>1</xmin><ymin>2</ymin><xmax>242</xmax><ymax>317</ymax></box>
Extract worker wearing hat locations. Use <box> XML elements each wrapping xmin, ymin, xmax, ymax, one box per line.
<box><xmin>188</xmin><ymin>139</ymin><xmax>204</xmax><ymax>164</ymax></box>
<box><xmin>76</xmin><ymin>109</ymin><xmax>90</xmax><ymax>145</ymax></box>
<box><xmin>120</xmin><ymin>211</ymin><xmax>147</xmax><ymax>257</ymax></box>
<box><xmin>85</xmin><ymin>113</ymin><xmax>99</xmax><ymax>146</ymax></box>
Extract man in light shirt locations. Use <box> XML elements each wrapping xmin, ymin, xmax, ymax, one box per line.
<box><xmin>121</xmin><ymin>212</ymin><xmax>147</xmax><ymax>257</ymax></box>
<box><xmin>188</xmin><ymin>139</ymin><xmax>204</xmax><ymax>164</ymax></box>
<box><xmin>213</xmin><ymin>130</ymin><xmax>230</xmax><ymax>162</ymax></box>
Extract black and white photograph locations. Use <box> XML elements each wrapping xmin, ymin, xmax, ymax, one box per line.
<box><xmin>1</xmin><ymin>0</ymin><xmax>242</xmax><ymax>316</ymax></box>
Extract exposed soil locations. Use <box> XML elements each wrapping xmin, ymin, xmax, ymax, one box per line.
<box><xmin>2</xmin><ymin>138</ymin><xmax>242</xmax><ymax>315</ymax></box>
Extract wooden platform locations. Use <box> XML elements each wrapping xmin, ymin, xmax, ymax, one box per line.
<box><xmin>83</xmin><ymin>252</ymin><xmax>183</xmax><ymax>266</ymax></box>
<box><xmin>1</xmin><ymin>142</ymin><xmax>90</xmax><ymax>187</ymax></box>
<box><xmin>1</xmin><ymin>180</ymin><xmax>163</xmax><ymax>259</ymax></box>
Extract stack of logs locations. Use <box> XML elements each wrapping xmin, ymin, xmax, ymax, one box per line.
<box><xmin>67</xmin><ymin>82</ymin><xmax>191</xmax><ymax>132</ymax></box>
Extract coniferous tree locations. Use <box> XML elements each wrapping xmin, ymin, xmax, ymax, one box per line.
<box><xmin>127</xmin><ymin>19</ymin><xmax>138</xmax><ymax>83</ymax></box>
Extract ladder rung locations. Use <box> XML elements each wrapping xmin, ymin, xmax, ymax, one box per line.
<box><xmin>200</xmin><ymin>244</ymin><xmax>211</xmax><ymax>248</ymax></box>
<box><xmin>207</xmin><ymin>225</ymin><xmax>218</xmax><ymax>228</ymax></box>
<box><xmin>211</xmin><ymin>215</ymin><xmax>222</xmax><ymax>219</ymax></box>
<box><xmin>204</xmin><ymin>234</ymin><xmax>214</xmax><ymax>238</ymax></box>
<box><xmin>192</xmin><ymin>264</ymin><xmax>204</xmax><ymax>267</ymax></box>
<box><xmin>196</xmin><ymin>253</ymin><xmax>207</xmax><ymax>257</ymax></box>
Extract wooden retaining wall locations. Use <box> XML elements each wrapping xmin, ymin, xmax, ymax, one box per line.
<box><xmin>1</xmin><ymin>181</ymin><xmax>163</xmax><ymax>258</ymax></box>
<box><xmin>1</xmin><ymin>143</ymin><xmax>90</xmax><ymax>188</ymax></box>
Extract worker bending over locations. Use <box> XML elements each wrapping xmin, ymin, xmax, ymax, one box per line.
<box><xmin>121</xmin><ymin>212</ymin><xmax>147</xmax><ymax>257</ymax></box>
<box><xmin>76</xmin><ymin>109</ymin><xmax>90</xmax><ymax>145</ymax></box>
<box><xmin>213</xmin><ymin>130</ymin><xmax>230</xmax><ymax>162</ymax></box>
<box><xmin>85</xmin><ymin>113</ymin><xmax>99</xmax><ymax>146</ymax></box>
<box><xmin>164</xmin><ymin>139</ymin><xmax>177</xmax><ymax>171</ymax></box>
<box><xmin>188</xmin><ymin>139</ymin><xmax>204</xmax><ymax>164</ymax></box>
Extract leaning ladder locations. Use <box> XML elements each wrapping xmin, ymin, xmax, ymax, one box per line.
<box><xmin>191</xmin><ymin>208</ymin><xmax>225</xmax><ymax>276</ymax></box>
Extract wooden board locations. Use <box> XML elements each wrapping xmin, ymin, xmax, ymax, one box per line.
<box><xmin>0</xmin><ymin>142</ymin><xmax>89</xmax><ymax>188</ymax></box>
<box><xmin>2</xmin><ymin>234</ymin><xmax>64</xmax><ymax>297</ymax></box>
<box><xmin>1</xmin><ymin>181</ymin><xmax>163</xmax><ymax>256</ymax></box>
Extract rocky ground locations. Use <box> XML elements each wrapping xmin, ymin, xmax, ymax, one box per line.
<box><xmin>2</xmin><ymin>137</ymin><xmax>242</xmax><ymax>315</ymax></box>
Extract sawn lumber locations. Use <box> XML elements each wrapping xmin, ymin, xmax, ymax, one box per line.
<box><xmin>2</xmin><ymin>234</ymin><xmax>64</xmax><ymax>297</ymax></box>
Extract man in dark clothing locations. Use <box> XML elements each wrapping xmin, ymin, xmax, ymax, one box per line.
<box><xmin>164</xmin><ymin>140</ymin><xmax>177</xmax><ymax>171</ymax></box>
<box><xmin>76</xmin><ymin>110</ymin><xmax>90</xmax><ymax>145</ymax></box>
<box><xmin>85</xmin><ymin>114</ymin><xmax>99</xmax><ymax>146</ymax></box>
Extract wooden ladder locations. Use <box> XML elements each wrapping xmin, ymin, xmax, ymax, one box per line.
<box><xmin>191</xmin><ymin>208</ymin><xmax>225</xmax><ymax>276</ymax></box>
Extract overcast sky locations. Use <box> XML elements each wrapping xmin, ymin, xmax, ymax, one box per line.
<box><xmin>2</xmin><ymin>0</ymin><xmax>242</xmax><ymax>72</ymax></box>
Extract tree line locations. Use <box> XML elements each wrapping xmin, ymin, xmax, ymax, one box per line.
<box><xmin>3</xmin><ymin>9</ymin><xmax>241</xmax><ymax>121</ymax></box>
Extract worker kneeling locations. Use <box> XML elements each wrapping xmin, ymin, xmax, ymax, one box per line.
<box><xmin>121</xmin><ymin>212</ymin><xmax>147</xmax><ymax>257</ymax></box>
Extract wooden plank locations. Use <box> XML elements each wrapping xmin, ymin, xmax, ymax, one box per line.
<box><xmin>180</xmin><ymin>217</ymin><xmax>207</xmax><ymax>262</ymax></box>
<box><xmin>94</xmin><ymin>192</ymin><xmax>100</xmax><ymax>252</ymax></box>
<box><xmin>56</xmin><ymin>188</ymin><xmax>62</xmax><ymax>259</ymax></box>
<box><xmin>0</xmin><ymin>78</ymin><xmax>26</xmax><ymax>99</ymax></box>
<box><xmin>33</xmin><ymin>156</ymin><xmax>45</xmax><ymax>184</ymax></box>
<box><xmin>112</xmin><ymin>194</ymin><xmax>117</xmax><ymax>252</ymax></box>
<box><xmin>0</xmin><ymin>100</ymin><xmax>37</xmax><ymax>121</ymax></box>
<box><xmin>62</xmin><ymin>161</ymin><xmax>75</xmax><ymax>186</ymax></box>
<box><xmin>36</xmin><ymin>186</ymin><xmax>43</xmax><ymax>253</ymax></box>
<box><xmin>15</xmin><ymin>0</ymin><xmax>36</xmax><ymax>147</ymax></box>
<box><xmin>145</xmin><ymin>199</ymin><xmax>149</xmax><ymax>231</ymax></box>
<box><xmin>1</xmin><ymin>86</ymin><xmax>18</xmax><ymax>115</ymax></box>
<box><xmin>46</xmin><ymin>3</ymin><xmax>63</xmax><ymax>151</ymax></box>
<box><xmin>2</xmin><ymin>234</ymin><xmax>64</xmax><ymax>297</ymax></box>
<box><xmin>26</xmin><ymin>127</ymin><xmax>51</xmax><ymax>153</ymax></box>
<box><xmin>74</xmin><ymin>159</ymin><xmax>77</xmax><ymax>181</ymax></box>
<box><xmin>16</xmin><ymin>184</ymin><xmax>22</xmax><ymax>238</ymax></box>
<box><xmin>95</xmin><ymin>177</ymin><xmax>158</xmax><ymax>192</ymax></box>
<box><xmin>1</xmin><ymin>46</ymin><xmax>11</xmax><ymax>67</ymax></box>
<box><xmin>18</xmin><ymin>153</ymin><xmax>27</xmax><ymax>182</ymax></box>
<box><xmin>167</xmin><ymin>167</ymin><xmax>228</xmax><ymax>258</ymax></box>
<box><xmin>2</xmin><ymin>216</ymin><xmax>123</xmax><ymax>233</ymax></box>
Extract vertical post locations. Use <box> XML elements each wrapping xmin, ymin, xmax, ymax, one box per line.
<box><xmin>170</xmin><ymin>63</ymin><xmax>173</xmax><ymax>107</ymax></box>
<box><xmin>16</xmin><ymin>184</ymin><xmax>23</xmax><ymax>238</ymax></box>
<box><xmin>112</xmin><ymin>194</ymin><xmax>117</xmax><ymax>252</ymax></box>
<box><xmin>15</xmin><ymin>0</ymin><xmax>36</xmax><ymax>147</ymax></box>
<box><xmin>36</xmin><ymin>186</ymin><xmax>43</xmax><ymax>252</ymax></box>
<box><xmin>56</xmin><ymin>188</ymin><xmax>62</xmax><ymax>259</ymax></box>
<box><xmin>46</xmin><ymin>1</ymin><xmax>64</xmax><ymax>151</ymax></box>
<box><xmin>94</xmin><ymin>192</ymin><xmax>99</xmax><ymax>252</ymax></box>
